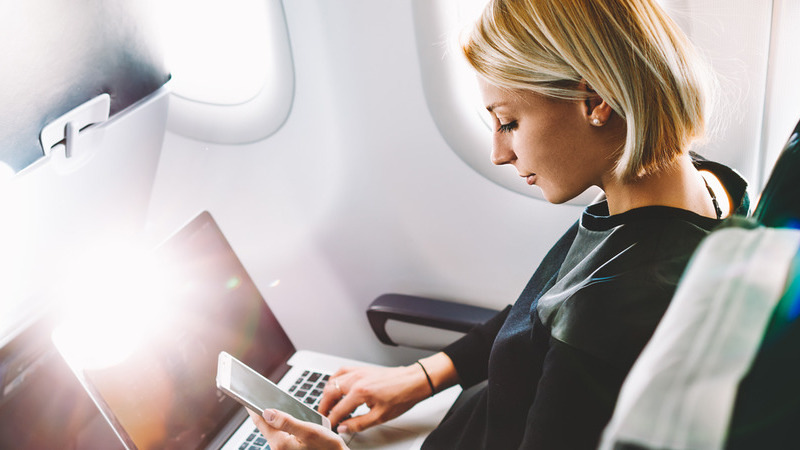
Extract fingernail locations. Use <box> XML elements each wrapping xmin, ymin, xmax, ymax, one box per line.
<box><xmin>263</xmin><ymin>409</ymin><xmax>276</xmax><ymax>423</ymax></box>
<box><xmin>337</xmin><ymin>424</ymin><xmax>349</xmax><ymax>434</ymax></box>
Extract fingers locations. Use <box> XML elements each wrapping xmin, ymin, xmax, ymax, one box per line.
<box><xmin>247</xmin><ymin>410</ymin><xmax>296</xmax><ymax>450</ymax></box>
<box><xmin>263</xmin><ymin>409</ymin><xmax>311</xmax><ymax>439</ymax></box>
<box><xmin>326</xmin><ymin>388</ymin><xmax>366</xmax><ymax>428</ymax></box>
<box><xmin>258</xmin><ymin>409</ymin><xmax>346</xmax><ymax>450</ymax></box>
<box><xmin>319</xmin><ymin>368</ymin><xmax>360</xmax><ymax>417</ymax></box>
<box><xmin>336</xmin><ymin>407</ymin><xmax>387</xmax><ymax>433</ymax></box>
<box><xmin>330</xmin><ymin>366</ymin><xmax>356</xmax><ymax>378</ymax></box>
<box><xmin>248</xmin><ymin>409</ymin><xmax>267</xmax><ymax>430</ymax></box>
<box><xmin>319</xmin><ymin>366</ymin><xmax>394</xmax><ymax>431</ymax></box>
<box><xmin>318</xmin><ymin>375</ymin><xmax>345</xmax><ymax>416</ymax></box>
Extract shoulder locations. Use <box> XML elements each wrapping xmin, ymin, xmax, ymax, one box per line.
<box><xmin>580</xmin><ymin>204</ymin><xmax>717</xmax><ymax>276</ymax></box>
<box><xmin>541</xmin><ymin>155</ymin><xmax>748</xmax><ymax>368</ymax></box>
<box><xmin>548</xmin><ymin>263</ymin><xmax>678</xmax><ymax>369</ymax></box>
<box><xmin>543</xmin><ymin>216</ymin><xmax>711</xmax><ymax>368</ymax></box>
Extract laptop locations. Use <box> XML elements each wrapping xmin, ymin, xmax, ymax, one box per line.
<box><xmin>60</xmin><ymin>211</ymin><xmax>460</xmax><ymax>450</ymax></box>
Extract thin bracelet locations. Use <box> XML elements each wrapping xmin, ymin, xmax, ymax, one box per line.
<box><xmin>416</xmin><ymin>360</ymin><xmax>436</xmax><ymax>397</ymax></box>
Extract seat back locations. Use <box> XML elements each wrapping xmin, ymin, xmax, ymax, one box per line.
<box><xmin>752</xmin><ymin>119</ymin><xmax>800</xmax><ymax>228</ymax></box>
<box><xmin>0</xmin><ymin>0</ymin><xmax>168</xmax><ymax>173</ymax></box>
<box><xmin>601</xmin><ymin>117</ymin><xmax>800</xmax><ymax>450</ymax></box>
<box><xmin>725</xmin><ymin>118</ymin><xmax>800</xmax><ymax>448</ymax></box>
<box><xmin>0</xmin><ymin>3</ymin><xmax>170</xmax><ymax>445</ymax></box>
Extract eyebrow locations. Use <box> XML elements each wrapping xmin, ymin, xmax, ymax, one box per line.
<box><xmin>485</xmin><ymin>102</ymin><xmax>507</xmax><ymax>113</ymax></box>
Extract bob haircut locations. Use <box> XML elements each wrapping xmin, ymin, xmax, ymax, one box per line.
<box><xmin>461</xmin><ymin>0</ymin><xmax>717</xmax><ymax>181</ymax></box>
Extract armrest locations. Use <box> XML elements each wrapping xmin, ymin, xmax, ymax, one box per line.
<box><xmin>367</xmin><ymin>293</ymin><xmax>500</xmax><ymax>350</ymax></box>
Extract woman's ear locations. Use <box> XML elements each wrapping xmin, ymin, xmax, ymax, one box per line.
<box><xmin>578</xmin><ymin>80</ymin><xmax>613</xmax><ymax>127</ymax></box>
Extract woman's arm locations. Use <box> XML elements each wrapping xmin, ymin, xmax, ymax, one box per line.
<box><xmin>440</xmin><ymin>305</ymin><xmax>511</xmax><ymax>388</ymax></box>
<box><xmin>314</xmin><ymin>305</ymin><xmax>512</xmax><ymax>432</ymax></box>
<box><xmin>318</xmin><ymin>352</ymin><xmax>459</xmax><ymax>432</ymax></box>
<box><xmin>247</xmin><ymin>354</ymin><xmax>460</xmax><ymax>448</ymax></box>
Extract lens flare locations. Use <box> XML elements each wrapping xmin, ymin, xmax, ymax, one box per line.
<box><xmin>52</xmin><ymin>241</ymin><xmax>180</xmax><ymax>371</ymax></box>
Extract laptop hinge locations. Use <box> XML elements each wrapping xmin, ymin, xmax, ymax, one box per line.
<box><xmin>268</xmin><ymin>358</ymin><xmax>293</xmax><ymax>384</ymax></box>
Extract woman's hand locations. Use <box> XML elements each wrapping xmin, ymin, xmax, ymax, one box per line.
<box><xmin>248</xmin><ymin>409</ymin><xmax>347</xmax><ymax>450</ymax></box>
<box><xmin>318</xmin><ymin>353</ymin><xmax>459</xmax><ymax>433</ymax></box>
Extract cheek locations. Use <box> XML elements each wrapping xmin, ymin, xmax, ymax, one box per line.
<box><xmin>513</xmin><ymin>128</ymin><xmax>566</xmax><ymax>169</ymax></box>
<box><xmin>512</xmin><ymin>130</ymin><xmax>543</xmax><ymax>160</ymax></box>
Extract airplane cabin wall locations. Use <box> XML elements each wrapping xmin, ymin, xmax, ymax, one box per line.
<box><xmin>145</xmin><ymin>0</ymin><xmax>582</xmax><ymax>365</ymax></box>
<box><xmin>146</xmin><ymin>0</ymin><xmax>800</xmax><ymax>365</ymax></box>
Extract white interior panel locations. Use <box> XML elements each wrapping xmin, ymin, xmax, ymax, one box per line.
<box><xmin>0</xmin><ymin>86</ymin><xmax>170</xmax><ymax>343</ymax></box>
<box><xmin>147</xmin><ymin>0</ymin><xmax>580</xmax><ymax>365</ymax></box>
<box><xmin>759</xmin><ymin>0</ymin><xmax>800</xmax><ymax>189</ymax></box>
<box><xmin>659</xmin><ymin>0</ymin><xmax>773</xmax><ymax>189</ymax></box>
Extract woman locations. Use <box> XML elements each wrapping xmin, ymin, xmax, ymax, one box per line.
<box><xmin>250</xmin><ymin>0</ymin><xmax>748</xmax><ymax>448</ymax></box>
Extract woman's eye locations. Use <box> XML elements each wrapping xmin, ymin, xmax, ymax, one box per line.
<box><xmin>497</xmin><ymin>120</ymin><xmax>518</xmax><ymax>133</ymax></box>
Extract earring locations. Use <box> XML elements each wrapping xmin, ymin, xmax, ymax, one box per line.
<box><xmin>591</xmin><ymin>117</ymin><xmax>602</xmax><ymax>126</ymax></box>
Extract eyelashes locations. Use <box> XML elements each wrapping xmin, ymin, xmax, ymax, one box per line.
<box><xmin>497</xmin><ymin>120</ymin><xmax>518</xmax><ymax>133</ymax></box>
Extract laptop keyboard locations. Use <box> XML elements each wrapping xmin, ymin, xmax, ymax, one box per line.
<box><xmin>287</xmin><ymin>370</ymin><xmax>329</xmax><ymax>410</ymax></box>
<box><xmin>239</xmin><ymin>428</ymin><xmax>270</xmax><ymax>450</ymax></box>
<box><xmin>237</xmin><ymin>370</ymin><xmax>329</xmax><ymax>450</ymax></box>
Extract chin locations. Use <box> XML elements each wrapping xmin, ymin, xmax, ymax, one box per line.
<box><xmin>541</xmin><ymin>187</ymin><xmax>584</xmax><ymax>205</ymax></box>
<box><xmin>540</xmin><ymin>190</ymin><xmax>570</xmax><ymax>205</ymax></box>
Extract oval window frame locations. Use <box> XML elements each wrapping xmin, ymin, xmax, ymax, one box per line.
<box><xmin>411</xmin><ymin>0</ymin><xmax>600</xmax><ymax>204</ymax></box>
<box><xmin>165</xmin><ymin>0</ymin><xmax>295</xmax><ymax>144</ymax></box>
<box><xmin>412</xmin><ymin>0</ymin><xmax>779</xmax><ymax>204</ymax></box>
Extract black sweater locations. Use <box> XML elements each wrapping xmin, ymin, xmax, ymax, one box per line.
<box><xmin>422</xmin><ymin>162</ymin><xmax>748</xmax><ymax>449</ymax></box>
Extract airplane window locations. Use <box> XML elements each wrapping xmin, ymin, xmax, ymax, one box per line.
<box><xmin>161</xmin><ymin>0</ymin><xmax>270</xmax><ymax>106</ymax></box>
<box><xmin>414</xmin><ymin>0</ymin><xmax>783</xmax><ymax>202</ymax></box>
<box><xmin>412</xmin><ymin>0</ymin><xmax>596</xmax><ymax>204</ymax></box>
<box><xmin>159</xmin><ymin>0</ymin><xmax>294</xmax><ymax>144</ymax></box>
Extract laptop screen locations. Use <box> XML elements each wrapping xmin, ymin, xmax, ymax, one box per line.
<box><xmin>79</xmin><ymin>212</ymin><xmax>296</xmax><ymax>449</ymax></box>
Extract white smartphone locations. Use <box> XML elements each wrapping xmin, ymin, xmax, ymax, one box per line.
<box><xmin>216</xmin><ymin>351</ymin><xmax>331</xmax><ymax>429</ymax></box>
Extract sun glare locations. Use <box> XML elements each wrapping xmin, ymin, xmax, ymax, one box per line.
<box><xmin>52</xmin><ymin>241</ymin><xmax>180</xmax><ymax>371</ymax></box>
<box><xmin>158</xmin><ymin>0</ymin><xmax>270</xmax><ymax>105</ymax></box>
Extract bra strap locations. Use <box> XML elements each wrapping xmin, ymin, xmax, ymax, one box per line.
<box><xmin>703</xmin><ymin>177</ymin><xmax>723</xmax><ymax>220</ymax></box>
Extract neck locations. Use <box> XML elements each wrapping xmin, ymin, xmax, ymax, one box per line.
<box><xmin>602</xmin><ymin>154</ymin><xmax>721</xmax><ymax>218</ymax></box>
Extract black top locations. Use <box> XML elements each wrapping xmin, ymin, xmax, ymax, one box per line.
<box><xmin>422</xmin><ymin>162</ymin><xmax>748</xmax><ymax>450</ymax></box>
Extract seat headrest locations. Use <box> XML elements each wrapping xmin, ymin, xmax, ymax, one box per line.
<box><xmin>753</xmin><ymin>119</ymin><xmax>800</xmax><ymax>228</ymax></box>
<box><xmin>0</xmin><ymin>0</ymin><xmax>169</xmax><ymax>173</ymax></box>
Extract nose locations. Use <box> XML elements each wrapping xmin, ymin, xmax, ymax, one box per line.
<box><xmin>491</xmin><ymin>135</ymin><xmax>516</xmax><ymax>166</ymax></box>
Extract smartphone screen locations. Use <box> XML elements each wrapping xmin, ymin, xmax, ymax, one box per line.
<box><xmin>217</xmin><ymin>352</ymin><xmax>328</xmax><ymax>427</ymax></box>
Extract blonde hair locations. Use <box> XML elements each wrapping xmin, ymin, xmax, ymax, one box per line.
<box><xmin>461</xmin><ymin>0</ymin><xmax>716</xmax><ymax>181</ymax></box>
